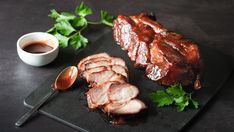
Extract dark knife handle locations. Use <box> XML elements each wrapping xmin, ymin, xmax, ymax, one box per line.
<box><xmin>15</xmin><ymin>90</ymin><xmax>57</xmax><ymax>127</ymax></box>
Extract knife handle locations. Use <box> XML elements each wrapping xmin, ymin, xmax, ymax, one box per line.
<box><xmin>15</xmin><ymin>90</ymin><xmax>57</xmax><ymax>127</ymax></box>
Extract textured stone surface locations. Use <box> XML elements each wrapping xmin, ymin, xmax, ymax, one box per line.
<box><xmin>0</xmin><ymin>0</ymin><xmax>234</xmax><ymax>132</ymax></box>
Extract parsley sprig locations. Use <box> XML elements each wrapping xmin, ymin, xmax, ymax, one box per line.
<box><xmin>47</xmin><ymin>2</ymin><xmax>114</xmax><ymax>50</ymax></box>
<box><xmin>150</xmin><ymin>84</ymin><xmax>199</xmax><ymax>112</ymax></box>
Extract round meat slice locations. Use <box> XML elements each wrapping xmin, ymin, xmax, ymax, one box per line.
<box><xmin>78</xmin><ymin>53</ymin><xmax>110</xmax><ymax>73</ymax></box>
<box><xmin>81</xmin><ymin>65</ymin><xmax>128</xmax><ymax>82</ymax></box>
<box><xmin>85</xmin><ymin>60</ymin><xmax>111</xmax><ymax>70</ymax></box>
<box><xmin>81</xmin><ymin>66</ymin><xmax>107</xmax><ymax>79</ymax></box>
<box><xmin>108</xmin><ymin>83</ymin><xmax>139</xmax><ymax>104</ymax></box>
<box><xmin>109</xmin><ymin>73</ymin><xmax>127</xmax><ymax>84</ymax></box>
<box><xmin>79</xmin><ymin>57</ymin><xmax>110</xmax><ymax>73</ymax></box>
<box><xmin>111</xmin><ymin>57</ymin><xmax>126</xmax><ymax>68</ymax></box>
<box><xmin>86</xmin><ymin>70</ymin><xmax>115</xmax><ymax>86</ymax></box>
<box><xmin>86</xmin><ymin>81</ymin><xmax>119</xmax><ymax>109</ymax></box>
<box><xmin>104</xmin><ymin>99</ymin><xmax>146</xmax><ymax>115</ymax></box>
<box><xmin>111</xmin><ymin>65</ymin><xmax>128</xmax><ymax>79</ymax></box>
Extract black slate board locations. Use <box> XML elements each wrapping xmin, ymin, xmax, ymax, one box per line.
<box><xmin>24</xmin><ymin>15</ymin><xmax>232</xmax><ymax>131</ymax></box>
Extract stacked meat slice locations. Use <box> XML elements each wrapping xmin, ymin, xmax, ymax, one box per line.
<box><xmin>77</xmin><ymin>53</ymin><xmax>146</xmax><ymax>115</ymax></box>
<box><xmin>113</xmin><ymin>13</ymin><xmax>202</xmax><ymax>89</ymax></box>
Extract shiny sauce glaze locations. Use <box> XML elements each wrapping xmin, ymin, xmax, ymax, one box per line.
<box><xmin>23</xmin><ymin>41</ymin><xmax>53</xmax><ymax>54</ymax></box>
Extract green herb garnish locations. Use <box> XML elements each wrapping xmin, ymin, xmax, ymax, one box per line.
<box><xmin>150</xmin><ymin>84</ymin><xmax>199</xmax><ymax>112</ymax></box>
<box><xmin>47</xmin><ymin>2</ymin><xmax>114</xmax><ymax>50</ymax></box>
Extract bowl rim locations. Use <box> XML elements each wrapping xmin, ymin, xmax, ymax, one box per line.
<box><xmin>17</xmin><ymin>32</ymin><xmax>59</xmax><ymax>56</ymax></box>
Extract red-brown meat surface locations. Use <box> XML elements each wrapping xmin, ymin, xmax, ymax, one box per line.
<box><xmin>104</xmin><ymin>99</ymin><xmax>146</xmax><ymax>115</ymax></box>
<box><xmin>77</xmin><ymin>53</ymin><xmax>146</xmax><ymax>115</ymax></box>
<box><xmin>113</xmin><ymin>13</ymin><xmax>202</xmax><ymax>88</ymax></box>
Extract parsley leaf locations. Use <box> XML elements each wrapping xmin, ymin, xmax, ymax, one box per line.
<box><xmin>53</xmin><ymin>32</ymin><xmax>69</xmax><ymax>48</ymax></box>
<box><xmin>70</xmin><ymin>33</ymin><xmax>88</xmax><ymax>50</ymax></box>
<box><xmin>75</xmin><ymin>2</ymin><xmax>92</xmax><ymax>17</ymax></box>
<box><xmin>190</xmin><ymin>99</ymin><xmax>199</xmax><ymax>108</ymax></box>
<box><xmin>166</xmin><ymin>84</ymin><xmax>186</xmax><ymax>97</ymax></box>
<box><xmin>176</xmin><ymin>99</ymin><xmax>189</xmax><ymax>112</ymax></box>
<box><xmin>56</xmin><ymin>12</ymin><xmax>76</xmax><ymax>22</ymax></box>
<box><xmin>72</xmin><ymin>17</ymin><xmax>87</xmax><ymax>27</ymax></box>
<box><xmin>47</xmin><ymin>2</ymin><xmax>113</xmax><ymax>50</ymax></box>
<box><xmin>49</xmin><ymin>10</ymin><xmax>76</xmax><ymax>22</ymax></box>
<box><xmin>54</xmin><ymin>21</ymin><xmax>75</xmax><ymax>36</ymax></box>
<box><xmin>100</xmin><ymin>10</ymin><xmax>114</xmax><ymax>26</ymax></box>
<box><xmin>48</xmin><ymin>9</ymin><xmax>60</xmax><ymax>19</ymax></box>
<box><xmin>150</xmin><ymin>90</ymin><xmax>173</xmax><ymax>107</ymax></box>
<box><xmin>150</xmin><ymin>84</ymin><xmax>199</xmax><ymax>112</ymax></box>
<box><xmin>47</xmin><ymin>27</ymin><xmax>56</xmax><ymax>33</ymax></box>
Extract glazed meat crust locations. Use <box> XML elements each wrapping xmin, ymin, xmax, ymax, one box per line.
<box><xmin>113</xmin><ymin>13</ymin><xmax>202</xmax><ymax>88</ymax></box>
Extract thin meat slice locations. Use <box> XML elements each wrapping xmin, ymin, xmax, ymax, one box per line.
<box><xmin>78</xmin><ymin>53</ymin><xmax>110</xmax><ymax>73</ymax></box>
<box><xmin>86</xmin><ymin>81</ymin><xmax>118</xmax><ymax>109</ymax></box>
<box><xmin>82</xmin><ymin>65</ymin><xmax>128</xmax><ymax>81</ymax></box>
<box><xmin>113</xmin><ymin>15</ymin><xmax>141</xmax><ymax>61</ymax></box>
<box><xmin>108</xmin><ymin>83</ymin><xmax>139</xmax><ymax>104</ymax></box>
<box><xmin>109</xmin><ymin>73</ymin><xmax>127</xmax><ymax>83</ymax></box>
<box><xmin>113</xmin><ymin>15</ymin><xmax>137</xmax><ymax>51</ymax></box>
<box><xmin>135</xmin><ymin>41</ymin><xmax>150</xmax><ymax>67</ymax></box>
<box><xmin>111</xmin><ymin>65</ymin><xmax>128</xmax><ymax>79</ymax></box>
<box><xmin>81</xmin><ymin>66</ymin><xmax>107</xmax><ymax>79</ymax></box>
<box><xmin>86</xmin><ymin>70</ymin><xmax>115</xmax><ymax>86</ymax></box>
<box><xmin>85</xmin><ymin>60</ymin><xmax>111</xmax><ymax>70</ymax></box>
<box><xmin>86</xmin><ymin>69</ymin><xmax>127</xmax><ymax>86</ymax></box>
<box><xmin>80</xmin><ymin>57</ymin><xmax>110</xmax><ymax>71</ymax></box>
<box><xmin>83</xmin><ymin>58</ymin><xmax>126</xmax><ymax>71</ymax></box>
<box><xmin>149</xmin><ymin>38</ymin><xmax>165</xmax><ymax>64</ymax></box>
<box><xmin>127</xmin><ymin>40</ymin><xmax>140</xmax><ymax>61</ymax></box>
<box><xmin>111</xmin><ymin>57</ymin><xmax>127</xmax><ymax>68</ymax></box>
<box><xmin>104</xmin><ymin>99</ymin><xmax>146</xmax><ymax>115</ymax></box>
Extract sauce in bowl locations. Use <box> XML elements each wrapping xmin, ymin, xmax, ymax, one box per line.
<box><xmin>23</xmin><ymin>41</ymin><xmax>54</xmax><ymax>54</ymax></box>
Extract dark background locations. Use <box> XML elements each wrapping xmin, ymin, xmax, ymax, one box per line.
<box><xmin>1</xmin><ymin>0</ymin><xmax>234</xmax><ymax>132</ymax></box>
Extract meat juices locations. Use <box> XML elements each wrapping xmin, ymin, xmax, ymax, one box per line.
<box><xmin>113</xmin><ymin>13</ymin><xmax>202</xmax><ymax>89</ymax></box>
<box><xmin>77</xmin><ymin>53</ymin><xmax>146</xmax><ymax>115</ymax></box>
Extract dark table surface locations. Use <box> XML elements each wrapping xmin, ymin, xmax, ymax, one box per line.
<box><xmin>1</xmin><ymin>0</ymin><xmax>234</xmax><ymax>132</ymax></box>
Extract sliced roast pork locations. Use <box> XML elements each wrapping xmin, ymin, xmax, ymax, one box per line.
<box><xmin>111</xmin><ymin>65</ymin><xmax>128</xmax><ymax>79</ymax></box>
<box><xmin>109</xmin><ymin>73</ymin><xmax>127</xmax><ymax>84</ymax></box>
<box><xmin>81</xmin><ymin>65</ymin><xmax>128</xmax><ymax>80</ymax></box>
<box><xmin>81</xmin><ymin>66</ymin><xmax>107</xmax><ymax>79</ymax></box>
<box><xmin>86</xmin><ymin>70</ymin><xmax>116</xmax><ymax>86</ymax></box>
<box><xmin>77</xmin><ymin>53</ymin><xmax>146</xmax><ymax>115</ymax></box>
<box><xmin>86</xmin><ymin>81</ymin><xmax>118</xmax><ymax>109</ymax></box>
<box><xmin>78</xmin><ymin>53</ymin><xmax>110</xmax><ymax>73</ymax></box>
<box><xmin>86</xmin><ymin>82</ymin><xmax>139</xmax><ymax>109</ymax></box>
<box><xmin>108</xmin><ymin>83</ymin><xmax>139</xmax><ymax>104</ymax></box>
<box><xmin>104</xmin><ymin>99</ymin><xmax>146</xmax><ymax>115</ymax></box>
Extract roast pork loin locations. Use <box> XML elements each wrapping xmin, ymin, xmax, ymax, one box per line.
<box><xmin>113</xmin><ymin>13</ymin><xmax>202</xmax><ymax>89</ymax></box>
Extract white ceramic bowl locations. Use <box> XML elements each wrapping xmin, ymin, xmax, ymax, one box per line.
<box><xmin>17</xmin><ymin>32</ymin><xmax>59</xmax><ymax>66</ymax></box>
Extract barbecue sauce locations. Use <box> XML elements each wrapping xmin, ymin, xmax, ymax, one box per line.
<box><xmin>23</xmin><ymin>41</ymin><xmax>53</xmax><ymax>54</ymax></box>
